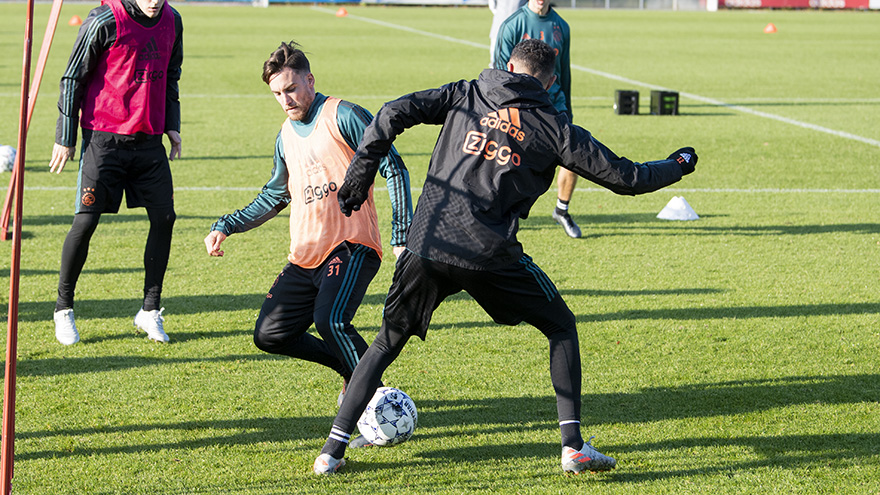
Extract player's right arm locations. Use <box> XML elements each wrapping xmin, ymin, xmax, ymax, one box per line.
<box><xmin>339</xmin><ymin>82</ymin><xmax>462</xmax><ymax>216</ymax></box>
<box><xmin>205</xmin><ymin>132</ymin><xmax>291</xmax><ymax>255</ymax></box>
<box><xmin>492</xmin><ymin>14</ymin><xmax>518</xmax><ymax>69</ymax></box>
<box><xmin>52</xmin><ymin>6</ymin><xmax>115</xmax><ymax>173</ymax></box>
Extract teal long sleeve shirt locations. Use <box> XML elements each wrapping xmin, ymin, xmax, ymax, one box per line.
<box><xmin>493</xmin><ymin>6</ymin><xmax>572</xmax><ymax>120</ymax></box>
<box><xmin>211</xmin><ymin>93</ymin><xmax>413</xmax><ymax>248</ymax></box>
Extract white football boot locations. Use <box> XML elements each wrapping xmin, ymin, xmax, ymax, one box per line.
<box><xmin>54</xmin><ymin>308</ymin><xmax>80</xmax><ymax>345</ymax></box>
<box><xmin>349</xmin><ymin>435</ymin><xmax>375</xmax><ymax>449</ymax></box>
<box><xmin>561</xmin><ymin>438</ymin><xmax>616</xmax><ymax>474</ymax></box>
<box><xmin>551</xmin><ymin>209</ymin><xmax>582</xmax><ymax>239</ymax></box>
<box><xmin>134</xmin><ymin>307</ymin><xmax>169</xmax><ymax>343</ymax></box>
<box><xmin>313</xmin><ymin>453</ymin><xmax>345</xmax><ymax>475</ymax></box>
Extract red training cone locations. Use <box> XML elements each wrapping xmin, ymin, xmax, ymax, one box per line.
<box><xmin>336</xmin><ymin>7</ymin><xmax>348</xmax><ymax>17</ymax></box>
<box><xmin>763</xmin><ymin>23</ymin><xmax>777</xmax><ymax>34</ymax></box>
<box><xmin>68</xmin><ymin>15</ymin><xmax>83</xmax><ymax>26</ymax></box>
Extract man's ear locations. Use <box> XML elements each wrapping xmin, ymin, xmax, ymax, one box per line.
<box><xmin>544</xmin><ymin>74</ymin><xmax>557</xmax><ymax>91</ymax></box>
<box><xmin>506</xmin><ymin>61</ymin><xmax>516</xmax><ymax>72</ymax></box>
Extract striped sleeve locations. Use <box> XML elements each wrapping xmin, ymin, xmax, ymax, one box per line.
<box><xmin>337</xmin><ymin>101</ymin><xmax>413</xmax><ymax>247</ymax></box>
<box><xmin>55</xmin><ymin>6</ymin><xmax>116</xmax><ymax>147</ymax></box>
<box><xmin>210</xmin><ymin>131</ymin><xmax>291</xmax><ymax>236</ymax></box>
<box><xmin>558</xmin><ymin>14</ymin><xmax>572</xmax><ymax>119</ymax></box>
<box><xmin>492</xmin><ymin>9</ymin><xmax>521</xmax><ymax>69</ymax></box>
<box><xmin>164</xmin><ymin>8</ymin><xmax>184</xmax><ymax>134</ymax></box>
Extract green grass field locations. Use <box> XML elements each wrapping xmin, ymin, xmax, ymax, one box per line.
<box><xmin>1</xmin><ymin>3</ymin><xmax>879</xmax><ymax>493</ymax></box>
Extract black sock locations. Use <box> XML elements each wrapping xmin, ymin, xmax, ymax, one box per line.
<box><xmin>560</xmin><ymin>421</ymin><xmax>583</xmax><ymax>450</ymax></box>
<box><xmin>321</xmin><ymin>427</ymin><xmax>350</xmax><ymax>459</ymax></box>
<box><xmin>555</xmin><ymin>198</ymin><xmax>570</xmax><ymax>216</ymax></box>
<box><xmin>142</xmin><ymin>207</ymin><xmax>175</xmax><ymax>311</ymax></box>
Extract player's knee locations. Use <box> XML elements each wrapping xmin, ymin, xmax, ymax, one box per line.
<box><xmin>253</xmin><ymin>320</ymin><xmax>281</xmax><ymax>353</ymax></box>
<box><xmin>71</xmin><ymin>212</ymin><xmax>101</xmax><ymax>236</ymax></box>
<box><xmin>371</xmin><ymin>320</ymin><xmax>410</xmax><ymax>358</ymax></box>
<box><xmin>148</xmin><ymin>207</ymin><xmax>176</xmax><ymax>230</ymax></box>
<box><xmin>535</xmin><ymin>299</ymin><xmax>577</xmax><ymax>338</ymax></box>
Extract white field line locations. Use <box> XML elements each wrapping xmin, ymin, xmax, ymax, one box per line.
<box><xmin>311</xmin><ymin>6</ymin><xmax>488</xmax><ymax>50</ymax></box>
<box><xmin>312</xmin><ymin>6</ymin><xmax>880</xmax><ymax>149</ymax></box>
<box><xmin>4</xmin><ymin>92</ymin><xmax>878</xmax><ymax>104</ymax></box>
<box><xmin>24</xmin><ymin>186</ymin><xmax>880</xmax><ymax>194</ymax></box>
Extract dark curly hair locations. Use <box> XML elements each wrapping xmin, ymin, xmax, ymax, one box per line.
<box><xmin>262</xmin><ymin>41</ymin><xmax>311</xmax><ymax>84</ymax></box>
<box><xmin>510</xmin><ymin>39</ymin><xmax>556</xmax><ymax>86</ymax></box>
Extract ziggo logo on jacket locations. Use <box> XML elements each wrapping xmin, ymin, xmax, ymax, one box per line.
<box><xmin>461</xmin><ymin>108</ymin><xmax>524</xmax><ymax>166</ymax></box>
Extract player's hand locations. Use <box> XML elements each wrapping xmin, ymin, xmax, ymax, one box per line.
<box><xmin>392</xmin><ymin>246</ymin><xmax>406</xmax><ymax>259</ymax></box>
<box><xmin>204</xmin><ymin>230</ymin><xmax>227</xmax><ymax>257</ymax></box>
<box><xmin>49</xmin><ymin>143</ymin><xmax>75</xmax><ymax>174</ymax></box>
<box><xmin>337</xmin><ymin>181</ymin><xmax>367</xmax><ymax>217</ymax></box>
<box><xmin>166</xmin><ymin>130</ymin><xmax>182</xmax><ymax>161</ymax></box>
<box><xmin>668</xmin><ymin>147</ymin><xmax>697</xmax><ymax>175</ymax></box>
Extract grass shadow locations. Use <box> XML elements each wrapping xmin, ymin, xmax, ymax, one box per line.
<box><xmin>16</xmin><ymin>373</ymin><xmax>878</xmax><ymax>481</ymax></box>
<box><xmin>10</xmin><ymin>292</ymin><xmax>393</xmax><ymax>323</ymax></box>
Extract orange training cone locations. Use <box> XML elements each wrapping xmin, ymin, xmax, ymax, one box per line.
<box><xmin>335</xmin><ymin>7</ymin><xmax>348</xmax><ymax>17</ymax></box>
<box><xmin>68</xmin><ymin>15</ymin><xmax>82</xmax><ymax>26</ymax></box>
<box><xmin>763</xmin><ymin>23</ymin><xmax>777</xmax><ymax>34</ymax></box>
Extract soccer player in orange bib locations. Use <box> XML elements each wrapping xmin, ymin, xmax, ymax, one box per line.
<box><xmin>204</xmin><ymin>41</ymin><xmax>412</xmax><ymax>410</ymax></box>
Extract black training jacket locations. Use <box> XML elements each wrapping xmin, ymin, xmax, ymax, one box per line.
<box><xmin>345</xmin><ymin>69</ymin><xmax>685</xmax><ymax>271</ymax></box>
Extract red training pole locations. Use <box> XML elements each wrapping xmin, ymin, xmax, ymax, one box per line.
<box><xmin>0</xmin><ymin>0</ymin><xmax>64</xmax><ymax>241</ymax></box>
<box><xmin>26</xmin><ymin>0</ymin><xmax>64</xmax><ymax>130</ymax></box>
<box><xmin>1</xmin><ymin>0</ymin><xmax>35</xmax><ymax>491</ymax></box>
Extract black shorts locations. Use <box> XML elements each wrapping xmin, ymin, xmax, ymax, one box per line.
<box><xmin>384</xmin><ymin>249</ymin><xmax>570</xmax><ymax>340</ymax></box>
<box><xmin>75</xmin><ymin>131</ymin><xmax>174</xmax><ymax>214</ymax></box>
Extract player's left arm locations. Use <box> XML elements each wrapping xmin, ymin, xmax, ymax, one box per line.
<box><xmin>337</xmin><ymin>102</ymin><xmax>414</xmax><ymax>249</ymax></box>
<box><xmin>558</xmin><ymin>120</ymin><xmax>697</xmax><ymax>195</ymax></box>
<box><xmin>164</xmin><ymin>9</ymin><xmax>183</xmax><ymax>161</ymax></box>
<box><xmin>560</xmin><ymin>18</ymin><xmax>573</xmax><ymax>120</ymax></box>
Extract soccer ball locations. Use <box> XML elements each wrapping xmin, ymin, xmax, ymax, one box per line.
<box><xmin>357</xmin><ymin>387</ymin><xmax>417</xmax><ymax>446</ymax></box>
<box><xmin>0</xmin><ymin>145</ymin><xmax>15</xmax><ymax>172</ymax></box>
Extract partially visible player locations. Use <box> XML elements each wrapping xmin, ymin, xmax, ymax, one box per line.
<box><xmin>488</xmin><ymin>0</ymin><xmax>527</xmax><ymax>67</ymax></box>
<box><xmin>314</xmin><ymin>39</ymin><xmax>697</xmax><ymax>475</ymax></box>
<box><xmin>50</xmin><ymin>0</ymin><xmax>183</xmax><ymax>345</ymax></box>
<box><xmin>204</xmin><ymin>41</ymin><xmax>413</xmax><ymax>412</ymax></box>
<box><xmin>493</xmin><ymin>0</ymin><xmax>582</xmax><ymax>238</ymax></box>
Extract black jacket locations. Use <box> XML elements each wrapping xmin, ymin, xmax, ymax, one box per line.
<box><xmin>346</xmin><ymin>69</ymin><xmax>685</xmax><ymax>270</ymax></box>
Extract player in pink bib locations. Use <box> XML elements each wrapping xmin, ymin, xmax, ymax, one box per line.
<box><xmin>50</xmin><ymin>0</ymin><xmax>183</xmax><ymax>345</ymax></box>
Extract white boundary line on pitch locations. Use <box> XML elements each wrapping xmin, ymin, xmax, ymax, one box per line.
<box><xmin>4</xmin><ymin>93</ymin><xmax>878</xmax><ymax>104</ymax></box>
<box><xmin>22</xmin><ymin>186</ymin><xmax>880</xmax><ymax>194</ymax></box>
<box><xmin>312</xmin><ymin>6</ymin><xmax>880</xmax><ymax>149</ymax></box>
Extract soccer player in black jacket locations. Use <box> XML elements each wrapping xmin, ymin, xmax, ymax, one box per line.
<box><xmin>314</xmin><ymin>39</ymin><xmax>697</xmax><ymax>475</ymax></box>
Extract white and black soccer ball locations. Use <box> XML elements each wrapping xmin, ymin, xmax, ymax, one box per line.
<box><xmin>357</xmin><ymin>386</ymin><xmax>417</xmax><ymax>446</ymax></box>
<box><xmin>0</xmin><ymin>145</ymin><xmax>15</xmax><ymax>173</ymax></box>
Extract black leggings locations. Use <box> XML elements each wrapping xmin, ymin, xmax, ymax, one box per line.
<box><xmin>330</xmin><ymin>320</ymin><xmax>411</xmax><ymax>438</ymax></box>
<box><xmin>328</xmin><ymin>295</ymin><xmax>582</xmax><ymax>447</ymax></box>
<box><xmin>56</xmin><ymin>207</ymin><xmax>176</xmax><ymax>312</ymax></box>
